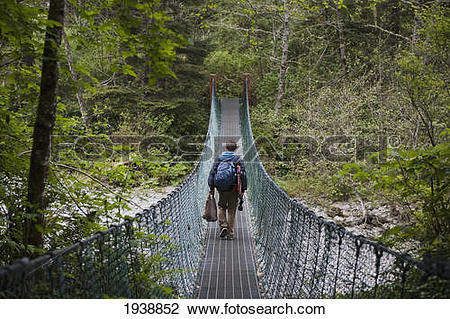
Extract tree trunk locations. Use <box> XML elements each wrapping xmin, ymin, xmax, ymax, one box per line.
<box><xmin>62</xmin><ymin>30</ymin><xmax>89</xmax><ymax>128</ymax></box>
<box><xmin>274</xmin><ymin>0</ymin><xmax>289</xmax><ymax>118</ymax></box>
<box><xmin>389</xmin><ymin>2</ymin><xmax>401</xmax><ymax>52</ymax></box>
<box><xmin>26</xmin><ymin>0</ymin><xmax>66</xmax><ymax>250</ymax></box>
<box><xmin>336</xmin><ymin>5</ymin><xmax>346</xmax><ymax>74</ymax></box>
<box><xmin>20</xmin><ymin>43</ymin><xmax>35</xmax><ymax>67</ymax></box>
<box><xmin>412</xmin><ymin>14</ymin><xmax>421</xmax><ymax>52</ymax></box>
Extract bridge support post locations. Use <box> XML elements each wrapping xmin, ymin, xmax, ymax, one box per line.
<box><xmin>210</xmin><ymin>74</ymin><xmax>217</xmax><ymax>106</ymax></box>
<box><xmin>242</xmin><ymin>73</ymin><xmax>250</xmax><ymax>105</ymax></box>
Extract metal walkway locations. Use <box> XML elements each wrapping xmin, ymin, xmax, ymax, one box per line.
<box><xmin>197</xmin><ymin>98</ymin><xmax>260</xmax><ymax>299</ymax></box>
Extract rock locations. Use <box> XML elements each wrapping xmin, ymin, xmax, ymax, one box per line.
<box><xmin>346</xmin><ymin>227</ymin><xmax>363</xmax><ymax>236</ymax></box>
<box><xmin>328</xmin><ymin>206</ymin><xmax>343</xmax><ymax>217</ymax></box>
<box><xmin>365</xmin><ymin>214</ymin><xmax>382</xmax><ymax>227</ymax></box>
<box><xmin>349</xmin><ymin>216</ymin><xmax>364</xmax><ymax>226</ymax></box>
<box><xmin>333</xmin><ymin>216</ymin><xmax>345</xmax><ymax>226</ymax></box>
<box><xmin>294</xmin><ymin>196</ymin><xmax>415</xmax><ymax>248</ymax></box>
<box><xmin>341</xmin><ymin>208</ymin><xmax>354</xmax><ymax>217</ymax></box>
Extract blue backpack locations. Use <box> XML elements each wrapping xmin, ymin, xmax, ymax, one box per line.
<box><xmin>214</xmin><ymin>157</ymin><xmax>238</xmax><ymax>191</ymax></box>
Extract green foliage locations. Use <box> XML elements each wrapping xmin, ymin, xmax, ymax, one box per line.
<box><xmin>42</xmin><ymin>167</ymin><xmax>132</xmax><ymax>249</ymax></box>
<box><xmin>132</xmin><ymin>231</ymin><xmax>182</xmax><ymax>298</ymax></box>
<box><xmin>0</xmin><ymin>0</ymin><xmax>45</xmax><ymax>59</ymax></box>
<box><xmin>274</xmin><ymin>160</ymin><xmax>354</xmax><ymax>204</ymax></box>
<box><xmin>339</xmin><ymin>137</ymin><xmax>450</xmax><ymax>255</ymax></box>
<box><xmin>204</xmin><ymin>50</ymin><xmax>256</xmax><ymax>97</ymax></box>
<box><xmin>98</xmin><ymin>160</ymin><xmax>191</xmax><ymax>189</ymax></box>
<box><xmin>66</xmin><ymin>0</ymin><xmax>185</xmax><ymax>86</ymax></box>
<box><xmin>146</xmin><ymin>162</ymin><xmax>191</xmax><ymax>187</ymax></box>
<box><xmin>105</xmin><ymin>164</ymin><xmax>141</xmax><ymax>188</ymax></box>
<box><xmin>1</xmin><ymin>0</ymin><xmax>207</xmax><ymax>265</ymax></box>
<box><xmin>0</xmin><ymin>108</ymin><xmax>33</xmax><ymax>261</ymax></box>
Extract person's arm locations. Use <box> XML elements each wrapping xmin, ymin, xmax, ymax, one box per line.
<box><xmin>208</xmin><ymin>158</ymin><xmax>219</xmax><ymax>193</ymax></box>
<box><xmin>238</xmin><ymin>159</ymin><xmax>247</xmax><ymax>192</ymax></box>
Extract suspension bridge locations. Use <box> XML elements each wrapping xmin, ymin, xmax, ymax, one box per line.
<box><xmin>0</xmin><ymin>75</ymin><xmax>448</xmax><ymax>298</ymax></box>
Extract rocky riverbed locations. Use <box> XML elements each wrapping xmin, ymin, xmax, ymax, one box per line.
<box><xmin>296</xmin><ymin>198</ymin><xmax>414</xmax><ymax>240</ymax></box>
<box><xmin>123</xmin><ymin>186</ymin><xmax>176</xmax><ymax>217</ymax></box>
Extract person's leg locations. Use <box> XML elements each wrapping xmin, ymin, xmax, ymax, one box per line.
<box><xmin>226</xmin><ymin>192</ymin><xmax>239</xmax><ymax>238</ymax></box>
<box><xmin>217</xmin><ymin>192</ymin><xmax>229</xmax><ymax>237</ymax></box>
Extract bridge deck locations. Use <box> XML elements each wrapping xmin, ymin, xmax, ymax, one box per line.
<box><xmin>197</xmin><ymin>98</ymin><xmax>260</xmax><ymax>299</ymax></box>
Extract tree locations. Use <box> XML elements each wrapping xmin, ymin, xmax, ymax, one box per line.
<box><xmin>62</xmin><ymin>30</ymin><xmax>89</xmax><ymax>128</ymax></box>
<box><xmin>335</xmin><ymin>1</ymin><xmax>347</xmax><ymax>73</ymax></box>
<box><xmin>274</xmin><ymin>0</ymin><xmax>290</xmax><ymax>117</ymax></box>
<box><xmin>26</xmin><ymin>0</ymin><xmax>66</xmax><ymax>250</ymax></box>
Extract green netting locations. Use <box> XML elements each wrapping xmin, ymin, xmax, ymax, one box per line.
<box><xmin>239</xmin><ymin>78</ymin><xmax>450</xmax><ymax>298</ymax></box>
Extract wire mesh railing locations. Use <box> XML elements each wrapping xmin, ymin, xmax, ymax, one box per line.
<box><xmin>0</xmin><ymin>79</ymin><xmax>221</xmax><ymax>299</ymax></box>
<box><xmin>240</xmin><ymin>76</ymin><xmax>450</xmax><ymax>298</ymax></box>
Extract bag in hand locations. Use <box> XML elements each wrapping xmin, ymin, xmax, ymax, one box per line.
<box><xmin>202</xmin><ymin>194</ymin><xmax>217</xmax><ymax>222</ymax></box>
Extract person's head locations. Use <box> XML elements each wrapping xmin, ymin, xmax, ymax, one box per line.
<box><xmin>225</xmin><ymin>140</ymin><xmax>237</xmax><ymax>152</ymax></box>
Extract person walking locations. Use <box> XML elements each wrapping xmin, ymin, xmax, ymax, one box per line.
<box><xmin>208</xmin><ymin>140</ymin><xmax>247</xmax><ymax>239</ymax></box>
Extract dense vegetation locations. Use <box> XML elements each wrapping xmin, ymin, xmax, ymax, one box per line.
<box><xmin>0</xmin><ymin>0</ymin><xmax>448</xmax><ymax>267</ymax></box>
<box><xmin>0</xmin><ymin>0</ymin><xmax>210</xmax><ymax>263</ymax></box>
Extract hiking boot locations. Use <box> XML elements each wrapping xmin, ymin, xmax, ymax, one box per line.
<box><xmin>226</xmin><ymin>230</ymin><xmax>234</xmax><ymax>240</ymax></box>
<box><xmin>219</xmin><ymin>227</ymin><xmax>228</xmax><ymax>238</ymax></box>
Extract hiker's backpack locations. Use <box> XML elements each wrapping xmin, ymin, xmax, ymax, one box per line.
<box><xmin>214</xmin><ymin>157</ymin><xmax>239</xmax><ymax>191</ymax></box>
